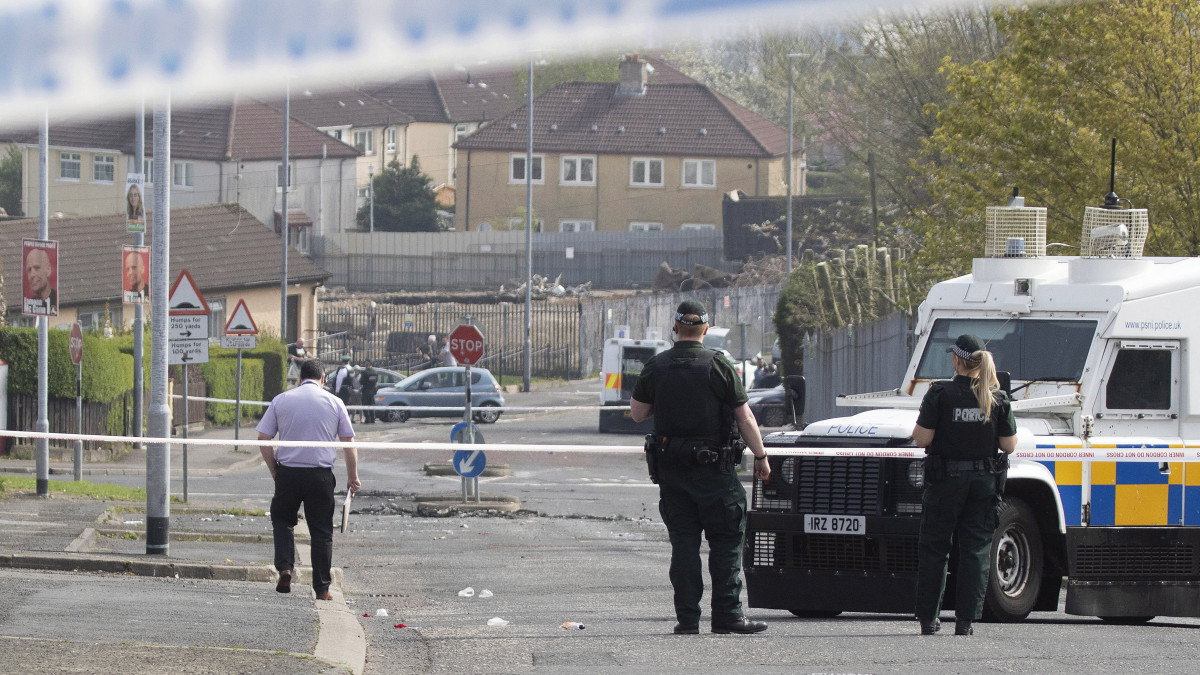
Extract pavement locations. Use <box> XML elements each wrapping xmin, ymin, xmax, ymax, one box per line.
<box><xmin>0</xmin><ymin>377</ymin><xmax>590</xmax><ymax>674</ymax></box>
<box><xmin>0</xmin><ymin>423</ymin><xmax>369</xmax><ymax>675</ymax></box>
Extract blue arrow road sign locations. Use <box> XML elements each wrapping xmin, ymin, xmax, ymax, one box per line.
<box><xmin>453</xmin><ymin>448</ymin><xmax>487</xmax><ymax>478</ymax></box>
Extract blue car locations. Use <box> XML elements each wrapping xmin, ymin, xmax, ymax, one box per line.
<box><xmin>374</xmin><ymin>366</ymin><xmax>505</xmax><ymax>423</ymax></box>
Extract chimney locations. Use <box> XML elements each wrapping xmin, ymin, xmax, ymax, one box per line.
<box><xmin>617</xmin><ymin>54</ymin><xmax>647</xmax><ymax>96</ymax></box>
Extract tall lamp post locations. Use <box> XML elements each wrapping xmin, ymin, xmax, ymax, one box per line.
<box><xmin>785</xmin><ymin>53</ymin><xmax>810</xmax><ymax>278</ymax></box>
<box><xmin>368</xmin><ymin>164</ymin><xmax>375</xmax><ymax>233</ymax></box>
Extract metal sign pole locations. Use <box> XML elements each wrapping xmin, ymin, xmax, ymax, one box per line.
<box><xmin>182</xmin><ymin>369</ymin><xmax>189</xmax><ymax>503</ymax></box>
<box><xmin>234</xmin><ymin>348</ymin><xmax>243</xmax><ymax>452</ymax></box>
<box><xmin>73</xmin><ymin>363</ymin><xmax>82</xmax><ymax>481</ymax></box>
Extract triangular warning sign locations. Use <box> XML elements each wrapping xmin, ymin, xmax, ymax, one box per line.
<box><xmin>168</xmin><ymin>270</ymin><xmax>210</xmax><ymax>316</ymax></box>
<box><xmin>224</xmin><ymin>299</ymin><xmax>259</xmax><ymax>335</ymax></box>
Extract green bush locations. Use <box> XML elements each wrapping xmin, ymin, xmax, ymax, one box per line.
<box><xmin>199</xmin><ymin>356</ymin><xmax>264</xmax><ymax>425</ymax></box>
<box><xmin>0</xmin><ymin>327</ymin><xmax>133</xmax><ymax>403</ymax></box>
<box><xmin>211</xmin><ymin>336</ymin><xmax>288</xmax><ymax>402</ymax></box>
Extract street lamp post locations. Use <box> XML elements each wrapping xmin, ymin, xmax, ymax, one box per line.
<box><xmin>368</xmin><ymin>164</ymin><xmax>375</xmax><ymax>233</ymax></box>
<box><xmin>785</xmin><ymin>53</ymin><xmax>809</xmax><ymax>279</ymax></box>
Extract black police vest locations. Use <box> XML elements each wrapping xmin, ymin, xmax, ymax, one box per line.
<box><xmin>651</xmin><ymin>348</ymin><xmax>730</xmax><ymax>443</ymax></box>
<box><xmin>927</xmin><ymin>376</ymin><xmax>1003</xmax><ymax>461</ymax></box>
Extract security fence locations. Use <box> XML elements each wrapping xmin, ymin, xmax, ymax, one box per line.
<box><xmin>317</xmin><ymin>284</ymin><xmax>784</xmax><ymax>382</ymax></box>
<box><xmin>311</xmin><ymin>230</ymin><xmax>739</xmax><ymax>291</ymax></box>
<box><xmin>799</xmin><ymin>310</ymin><xmax>914</xmax><ymax>425</ymax></box>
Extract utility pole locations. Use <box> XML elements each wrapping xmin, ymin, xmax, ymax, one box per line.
<box><xmin>133</xmin><ymin>101</ymin><xmax>145</xmax><ymax>450</ymax></box>
<box><xmin>280</xmin><ymin>82</ymin><xmax>290</xmax><ymax>343</ymax></box>
<box><xmin>35</xmin><ymin>110</ymin><xmax>49</xmax><ymax>497</ymax></box>
<box><xmin>368</xmin><ymin>164</ymin><xmax>375</xmax><ymax>233</ymax></box>
<box><xmin>146</xmin><ymin>95</ymin><xmax>172</xmax><ymax>555</ymax></box>
<box><xmin>523</xmin><ymin>55</ymin><xmax>533</xmax><ymax>393</ymax></box>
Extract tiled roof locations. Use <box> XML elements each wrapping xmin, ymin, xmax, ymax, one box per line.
<box><xmin>0</xmin><ymin>97</ymin><xmax>358</xmax><ymax>162</ymax></box>
<box><xmin>454</xmin><ymin>82</ymin><xmax>791</xmax><ymax>158</ymax></box>
<box><xmin>0</xmin><ymin>204</ymin><xmax>329</xmax><ymax>310</ymax></box>
<box><xmin>367</xmin><ymin>63</ymin><xmax>522</xmax><ymax>124</ymax></box>
<box><xmin>232</xmin><ymin>98</ymin><xmax>359</xmax><ymax>161</ymax></box>
<box><xmin>287</xmin><ymin>84</ymin><xmax>414</xmax><ymax>128</ymax></box>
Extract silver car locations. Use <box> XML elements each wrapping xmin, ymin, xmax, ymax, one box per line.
<box><xmin>374</xmin><ymin>366</ymin><xmax>505</xmax><ymax>423</ymax></box>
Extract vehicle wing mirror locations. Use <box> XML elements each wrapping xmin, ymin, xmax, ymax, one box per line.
<box><xmin>784</xmin><ymin>375</ymin><xmax>806</xmax><ymax>426</ymax></box>
<box><xmin>997</xmin><ymin>371</ymin><xmax>1012</xmax><ymax>395</ymax></box>
<box><xmin>419</xmin><ymin>381</ymin><xmax>432</xmax><ymax>390</ymax></box>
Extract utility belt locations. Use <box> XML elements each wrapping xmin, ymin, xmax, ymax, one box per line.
<box><xmin>923</xmin><ymin>453</ymin><xmax>1010</xmax><ymax>493</ymax></box>
<box><xmin>644</xmin><ymin>434</ymin><xmax>745</xmax><ymax>483</ymax></box>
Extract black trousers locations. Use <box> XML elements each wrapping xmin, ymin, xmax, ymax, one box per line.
<box><xmin>271</xmin><ymin>465</ymin><xmax>336</xmax><ymax>593</ymax></box>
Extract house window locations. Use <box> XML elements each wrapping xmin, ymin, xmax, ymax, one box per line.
<box><xmin>293</xmin><ymin>226</ymin><xmax>310</xmax><ymax>253</ymax></box>
<box><xmin>560</xmin><ymin>219</ymin><xmax>595</xmax><ymax>233</ymax></box>
<box><xmin>77</xmin><ymin>306</ymin><xmax>119</xmax><ymax>332</ymax></box>
<box><xmin>508</xmin><ymin>217</ymin><xmax>544</xmax><ymax>232</ymax></box>
<box><xmin>93</xmin><ymin>154</ymin><xmax>115</xmax><ymax>183</ymax></box>
<box><xmin>173</xmin><ymin>161</ymin><xmax>194</xmax><ymax>188</ymax></box>
<box><xmin>630</xmin><ymin>158</ymin><xmax>663</xmax><ymax>186</ymax></box>
<box><xmin>510</xmin><ymin>154</ymin><xmax>544</xmax><ymax>184</ymax></box>
<box><xmin>59</xmin><ymin>152</ymin><xmax>81</xmax><ymax>180</ymax></box>
<box><xmin>354</xmin><ymin>130</ymin><xmax>375</xmax><ymax>155</ymax></box>
<box><xmin>630</xmin><ymin>221</ymin><xmax>664</xmax><ymax>232</ymax></box>
<box><xmin>681</xmin><ymin>223</ymin><xmax>716</xmax><ymax>231</ymax></box>
<box><xmin>208</xmin><ymin>298</ymin><xmax>226</xmax><ymax>338</ymax></box>
<box><xmin>141</xmin><ymin>158</ymin><xmax>154</xmax><ymax>184</ymax></box>
<box><xmin>455</xmin><ymin>124</ymin><xmax>469</xmax><ymax>141</ymax></box>
<box><xmin>386</xmin><ymin>127</ymin><xmax>397</xmax><ymax>152</ymax></box>
<box><xmin>560</xmin><ymin>156</ymin><xmax>595</xmax><ymax>186</ymax></box>
<box><xmin>276</xmin><ymin>162</ymin><xmax>293</xmax><ymax>191</ymax></box>
<box><xmin>682</xmin><ymin>159</ymin><xmax>715</xmax><ymax>188</ymax></box>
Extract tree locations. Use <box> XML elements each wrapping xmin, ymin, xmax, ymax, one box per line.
<box><xmin>911</xmin><ymin>2</ymin><xmax>1200</xmax><ymax>283</ymax></box>
<box><xmin>514</xmin><ymin>52</ymin><xmax>622</xmax><ymax>100</ymax></box>
<box><xmin>355</xmin><ymin>157</ymin><xmax>440</xmax><ymax>232</ymax></box>
<box><xmin>0</xmin><ymin>143</ymin><xmax>23</xmax><ymax>218</ymax></box>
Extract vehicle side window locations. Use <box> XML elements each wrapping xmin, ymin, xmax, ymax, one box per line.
<box><xmin>471</xmin><ymin>372</ymin><xmax>482</xmax><ymax>385</ymax></box>
<box><xmin>407</xmin><ymin>374</ymin><xmax>431</xmax><ymax>392</ymax></box>
<box><xmin>1106</xmin><ymin>349</ymin><xmax>1172</xmax><ymax>410</ymax></box>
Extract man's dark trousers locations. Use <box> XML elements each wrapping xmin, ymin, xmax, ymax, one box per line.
<box><xmin>271</xmin><ymin>465</ymin><xmax>336</xmax><ymax>593</ymax></box>
<box><xmin>915</xmin><ymin>469</ymin><xmax>998</xmax><ymax>623</ymax></box>
<box><xmin>657</xmin><ymin>462</ymin><xmax>748</xmax><ymax>626</ymax></box>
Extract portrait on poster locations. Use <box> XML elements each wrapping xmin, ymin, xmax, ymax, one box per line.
<box><xmin>22</xmin><ymin>239</ymin><xmax>59</xmax><ymax>317</ymax></box>
<box><xmin>123</xmin><ymin>245</ymin><xmax>151</xmax><ymax>305</ymax></box>
<box><xmin>126</xmin><ymin>173</ymin><xmax>146</xmax><ymax>233</ymax></box>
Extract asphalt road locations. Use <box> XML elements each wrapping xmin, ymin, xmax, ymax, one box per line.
<box><xmin>67</xmin><ymin>384</ymin><xmax>1200</xmax><ymax>672</ymax></box>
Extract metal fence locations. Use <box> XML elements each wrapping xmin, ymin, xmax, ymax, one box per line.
<box><xmin>6</xmin><ymin>391</ymin><xmax>134</xmax><ymax>454</ymax></box>
<box><xmin>800</xmin><ymin>310</ymin><xmax>914</xmax><ymax>425</ymax></box>
<box><xmin>317</xmin><ymin>283</ymin><xmax>784</xmax><ymax>382</ymax></box>
<box><xmin>311</xmin><ymin>230</ymin><xmax>739</xmax><ymax>291</ymax></box>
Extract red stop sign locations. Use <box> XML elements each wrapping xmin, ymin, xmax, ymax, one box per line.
<box><xmin>69</xmin><ymin>322</ymin><xmax>84</xmax><ymax>366</ymax></box>
<box><xmin>448</xmin><ymin>324</ymin><xmax>485</xmax><ymax>365</ymax></box>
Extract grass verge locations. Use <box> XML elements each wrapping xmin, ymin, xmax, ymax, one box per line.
<box><xmin>0</xmin><ymin>476</ymin><xmax>147</xmax><ymax>501</ymax></box>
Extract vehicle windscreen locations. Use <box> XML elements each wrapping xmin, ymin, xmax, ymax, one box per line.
<box><xmin>703</xmin><ymin>333</ymin><xmax>727</xmax><ymax>350</ymax></box>
<box><xmin>915</xmin><ymin>318</ymin><xmax>1097</xmax><ymax>382</ymax></box>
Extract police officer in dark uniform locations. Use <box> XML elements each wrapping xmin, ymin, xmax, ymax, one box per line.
<box><xmin>630</xmin><ymin>300</ymin><xmax>771</xmax><ymax>635</ymax></box>
<box><xmin>912</xmin><ymin>334</ymin><xmax>1017</xmax><ymax>636</ymax></box>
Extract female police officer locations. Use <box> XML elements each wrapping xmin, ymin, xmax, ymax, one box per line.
<box><xmin>912</xmin><ymin>334</ymin><xmax>1017</xmax><ymax>636</ymax></box>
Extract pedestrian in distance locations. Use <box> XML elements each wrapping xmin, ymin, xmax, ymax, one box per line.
<box><xmin>332</xmin><ymin>354</ymin><xmax>354</xmax><ymax>405</ymax></box>
<box><xmin>360</xmin><ymin>362</ymin><xmax>379</xmax><ymax>424</ymax></box>
<box><xmin>286</xmin><ymin>338</ymin><xmax>308</xmax><ymax>385</ymax></box>
<box><xmin>912</xmin><ymin>334</ymin><xmax>1017</xmax><ymax>636</ymax></box>
<box><xmin>256</xmin><ymin>359</ymin><xmax>359</xmax><ymax>601</ymax></box>
<box><xmin>438</xmin><ymin>336</ymin><xmax>457</xmax><ymax>367</ymax></box>
<box><xmin>630</xmin><ymin>300</ymin><xmax>771</xmax><ymax>635</ymax></box>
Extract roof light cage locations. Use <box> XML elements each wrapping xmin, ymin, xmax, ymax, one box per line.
<box><xmin>1080</xmin><ymin>206</ymin><xmax>1149</xmax><ymax>258</ymax></box>
<box><xmin>985</xmin><ymin>191</ymin><xmax>1046</xmax><ymax>258</ymax></box>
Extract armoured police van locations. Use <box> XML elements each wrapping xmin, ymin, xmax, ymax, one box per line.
<box><xmin>746</xmin><ymin>190</ymin><xmax>1200</xmax><ymax>623</ymax></box>
<box><xmin>598</xmin><ymin>336</ymin><xmax>670</xmax><ymax>433</ymax></box>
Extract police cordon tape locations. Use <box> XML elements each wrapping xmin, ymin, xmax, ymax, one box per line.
<box><xmin>170</xmin><ymin>393</ymin><xmax>623</xmax><ymax>414</ymax></box>
<box><xmin>3</xmin><ymin>429</ymin><xmax>1200</xmax><ymax>462</ymax></box>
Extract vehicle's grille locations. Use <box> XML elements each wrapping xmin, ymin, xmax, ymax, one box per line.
<box><xmin>796</xmin><ymin>457</ymin><xmax>881</xmax><ymax>515</ymax></box>
<box><xmin>1073</xmin><ymin>544</ymin><xmax>1197</xmax><ymax>578</ymax></box>
<box><xmin>748</xmin><ymin>531</ymin><xmax>919</xmax><ymax>572</ymax></box>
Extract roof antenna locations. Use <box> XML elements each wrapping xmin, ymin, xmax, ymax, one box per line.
<box><xmin>1103</xmin><ymin>137</ymin><xmax>1120</xmax><ymax>209</ymax></box>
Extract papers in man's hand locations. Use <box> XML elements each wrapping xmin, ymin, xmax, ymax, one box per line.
<box><xmin>340</xmin><ymin>491</ymin><xmax>352</xmax><ymax>533</ymax></box>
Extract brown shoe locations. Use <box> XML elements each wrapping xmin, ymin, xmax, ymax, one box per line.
<box><xmin>316</xmin><ymin>591</ymin><xmax>334</xmax><ymax>601</ymax></box>
<box><xmin>276</xmin><ymin>571</ymin><xmax>292</xmax><ymax>594</ymax></box>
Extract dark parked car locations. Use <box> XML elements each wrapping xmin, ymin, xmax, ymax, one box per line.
<box><xmin>747</xmin><ymin>376</ymin><xmax>804</xmax><ymax>428</ymax></box>
<box><xmin>373</xmin><ymin>366</ymin><xmax>505</xmax><ymax>423</ymax></box>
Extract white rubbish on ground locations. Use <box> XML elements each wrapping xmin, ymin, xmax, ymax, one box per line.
<box><xmin>458</xmin><ymin>587</ymin><xmax>475</xmax><ymax>597</ymax></box>
<box><xmin>562</xmin><ymin>621</ymin><xmax>586</xmax><ymax>630</ymax></box>
<box><xmin>375</xmin><ymin>608</ymin><xmax>389</xmax><ymax>617</ymax></box>
<box><xmin>487</xmin><ymin>617</ymin><xmax>509</xmax><ymax>627</ymax></box>
<box><xmin>478</xmin><ymin>589</ymin><xmax>494</xmax><ymax>598</ymax></box>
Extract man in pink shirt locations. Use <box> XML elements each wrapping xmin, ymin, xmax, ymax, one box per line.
<box><xmin>257</xmin><ymin>359</ymin><xmax>360</xmax><ymax>601</ymax></box>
